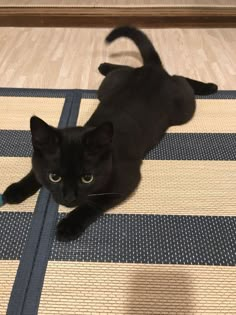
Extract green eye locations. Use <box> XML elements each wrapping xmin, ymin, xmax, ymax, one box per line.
<box><xmin>81</xmin><ymin>174</ymin><xmax>94</xmax><ymax>184</ymax></box>
<box><xmin>49</xmin><ymin>173</ymin><xmax>62</xmax><ymax>183</ymax></box>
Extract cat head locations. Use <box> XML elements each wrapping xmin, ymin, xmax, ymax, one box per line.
<box><xmin>30</xmin><ymin>116</ymin><xmax>113</xmax><ymax>207</ymax></box>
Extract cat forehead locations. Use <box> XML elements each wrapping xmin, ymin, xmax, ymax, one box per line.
<box><xmin>59</xmin><ymin>128</ymin><xmax>85</xmax><ymax>153</ymax></box>
<box><xmin>60</xmin><ymin>125</ymin><xmax>96</xmax><ymax>147</ymax></box>
<box><xmin>61</xmin><ymin>126</ymin><xmax>84</xmax><ymax>141</ymax></box>
<box><xmin>60</xmin><ymin>140</ymin><xmax>84</xmax><ymax>163</ymax></box>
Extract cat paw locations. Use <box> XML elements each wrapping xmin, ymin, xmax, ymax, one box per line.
<box><xmin>56</xmin><ymin>216</ymin><xmax>84</xmax><ymax>242</ymax></box>
<box><xmin>3</xmin><ymin>183</ymin><xmax>25</xmax><ymax>204</ymax></box>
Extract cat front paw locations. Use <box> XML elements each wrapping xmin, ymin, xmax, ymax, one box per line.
<box><xmin>3</xmin><ymin>183</ymin><xmax>26</xmax><ymax>204</ymax></box>
<box><xmin>56</xmin><ymin>216</ymin><xmax>85</xmax><ymax>242</ymax></box>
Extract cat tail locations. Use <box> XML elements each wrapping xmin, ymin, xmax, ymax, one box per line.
<box><xmin>106</xmin><ymin>26</ymin><xmax>162</xmax><ymax>66</ymax></box>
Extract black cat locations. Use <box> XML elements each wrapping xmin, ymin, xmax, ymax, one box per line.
<box><xmin>2</xmin><ymin>26</ymin><xmax>218</xmax><ymax>241</ymax></box>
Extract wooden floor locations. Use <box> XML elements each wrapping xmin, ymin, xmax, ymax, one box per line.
<box><xmin>0</xmin><ymin>27</ymin><xmax>235</xmax><ymax>90</ymax></box>
<box><xmin>1</xmin><ymin>0</ymin><xmax>235</xmax><ymax>7</ymax></box>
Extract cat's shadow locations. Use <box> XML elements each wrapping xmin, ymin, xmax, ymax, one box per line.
<box><xmin>109</xmin><ymin>51</ymin><xmax>142</xmax><ymax>63</ymax></box>
<box><xmin>127</xmin><ymin>268</ymin><xmax>193</xmax><ymax>314</ymax></box>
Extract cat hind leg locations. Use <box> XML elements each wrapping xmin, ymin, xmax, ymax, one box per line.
<box><xmin>98</xmin><ymin>62</ymin><xmax>132</xmax><ymax>76</ymax></box>
<box><xmin>183</xmin><ymin>77</ymin><xmax>218</xmax><ymax>95</ymax></box>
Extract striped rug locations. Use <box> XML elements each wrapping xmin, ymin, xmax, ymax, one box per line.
<box><xmin>0</xmin><ymin>88</ymin><xmax>235</xmax><ymax>315</ymax></box>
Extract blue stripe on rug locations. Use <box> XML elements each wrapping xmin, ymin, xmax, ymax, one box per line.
<box><xmin>196</xmin><ymin>90</ymin><xmax>236</xmax><ymax>99</ymax></box>
<box><xmin>1</xmin><ymin>130</ymin><xmax>235</xmax><ymax>160</ymax></box>
<box><xmin>0</xmin><ymin>212</ymin><xmax>32</xmax><ymax>260</ymax></box>
<box><xmin>2</xmin><ymin>211</ymin><xmax>235</xmax><ymax>266</ymax></box>
<box><xmin>49</xmin><ymin>213</ymin><xmax>236</xmax><ymax>266</ymax></box>
<box><xmin>0</xmin><ymin>130</ymin><xmax>32</xmax><ymax>157</ymax></box>
<box><xmin>145</xmin><ymin>133</ymin><xmax>236</xmax><ymax>161</ymax></box>
<box><xmin>4</xmin><ymin>88</ymin><xmax>79</xmax><ymax>315</ymax></box>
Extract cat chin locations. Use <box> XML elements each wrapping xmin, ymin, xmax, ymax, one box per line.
<box><xmin>50</xmin><ymin>195</ymin><xmax>78</xmax><ymax>208</ymax></box>
<box><xmin>52</xmin><ymin>193</ymin><xmax>89</xmax><ymax>208</ymax></box>
<box><xmin>58</xmin><ymin>201</ymin><xmax>79</xmax><ymax>208</ymax></box>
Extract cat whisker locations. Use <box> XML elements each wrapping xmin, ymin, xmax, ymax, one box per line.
<box><xmin>88</xmin><ymin>192</ymin><xmax>121</xmax><ymax>197</ymax></box>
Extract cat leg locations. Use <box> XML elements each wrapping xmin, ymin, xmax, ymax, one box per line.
<box><xmin>98</xmin><ymin>62</ymin><xmax>133</xmax><ymax>76</ymax></box>
<box><xmin>2</xmin><ymin>170</ymin><xmax>41</xmax><ymax>205</ymax></box>
<box><xmin>57</xmin><ymin>193</ymin><xmax>126</xmax><ymax>241</ymax></box>
<box><xmin>57</xmin><ymin>190</ymin><xmax>139</xmax><ymax>242</ymax></box>
<box><xmin>56</xmin><ymin>201</ymin><xmax>106</xmax><ymax>241</ymax></box>
<box><xmin>57</xmin><ymin>163</ymin><xmax>141</xmax><ymax>241</ymax></box>
<box><xmin>182</xmin><ymin>76</ymin><xmax>218</xmax><ymax>95</ymax></box>
<box><xmin>57</xmin><ymin>188</ymin><xmax>134</xmax><ymax>241</ymax></box>
<box><xmin>97</xmin><ymin>63</ymin><xmax>134</xmax><ymax>102</ymax></box>
<box><xmin>170</xmin><ymin>75</ymin><xmax>196</xmax><ymax>126</ymax></box>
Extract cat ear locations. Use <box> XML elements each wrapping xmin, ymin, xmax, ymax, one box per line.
<box><xmin>30</xmin><ymin>116</ymin><xmax>59</xmax><ymax>153</ymax></box>
<box><xmin>84</xmin><ymin>122</ymin><xmax>113</xmax><ymax>152</ymax></box>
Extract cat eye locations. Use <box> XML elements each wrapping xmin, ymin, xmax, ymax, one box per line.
<box><xmin>81</xmin><ymin>174</ymin><xmax>94</xmax><ymax>184</ymax></box>
<box><xmin>49</xmin><ymin>173</ymin><xmax>62</xmax><ymax>183</ymax></box>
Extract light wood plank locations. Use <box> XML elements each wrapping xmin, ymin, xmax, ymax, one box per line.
<box><xmin>0</xmin><ymin>0</ymin><xmax>235</xmax><ymax>7</ymax></box>
<box><xmin>0</xmin><ymin>28</ymin><xmax>235</xmax><ymax>90</ymax></box>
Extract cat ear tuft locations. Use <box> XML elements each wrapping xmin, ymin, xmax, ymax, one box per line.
<box><xmin>30</xmin><ymin>116</ymin><xmax>59</xmax><ymax>152</ymax></box>
<box><xmin>84</xmin><ymin>122</ymin><xmax>113</xmax><ymax>152</ymax></box>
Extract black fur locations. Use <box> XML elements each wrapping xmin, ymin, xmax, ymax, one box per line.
<box><xmin>2</xmin><ymin>26</ymin><xmax>218</xmax><ymax>241</ymax></box>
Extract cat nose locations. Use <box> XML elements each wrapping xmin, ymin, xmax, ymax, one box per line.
<box><xmin>64</xmin><ymin>191</ymin><xmax>76</xmax><ymax>203</ymax></box>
